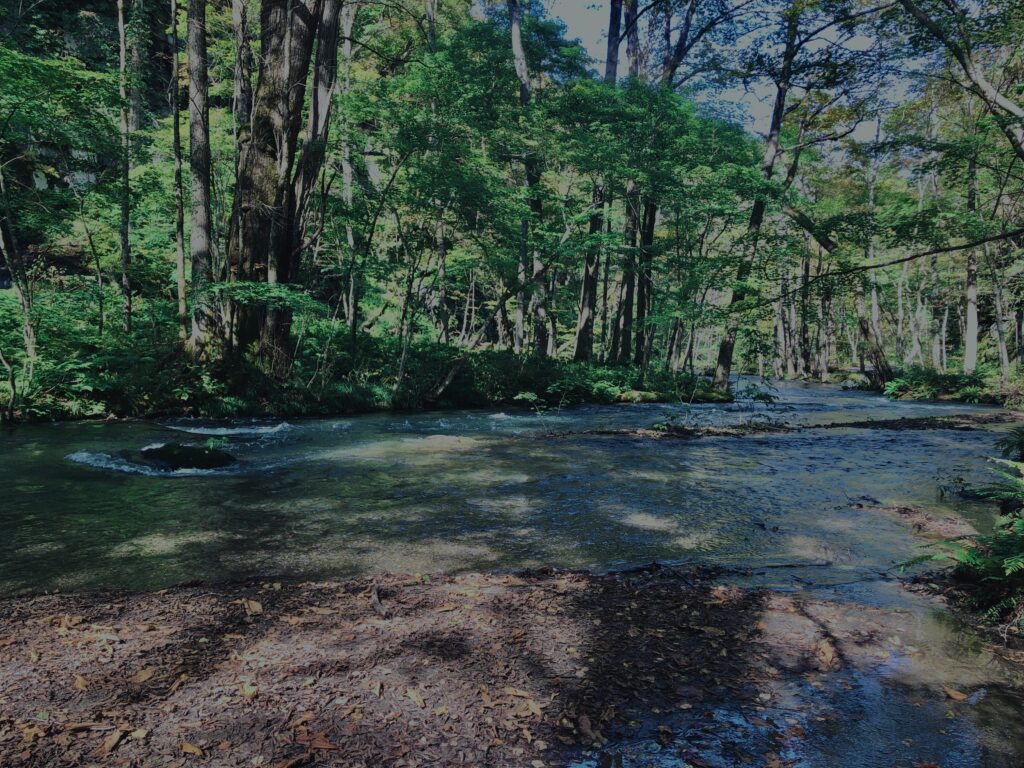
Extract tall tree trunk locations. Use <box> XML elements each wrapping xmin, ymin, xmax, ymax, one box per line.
<box><xmin>170</xmin><ymin>0</ymin><xmax>187</xmax><ymax>342</ymax></box>
<box><xmin>228</xmin><ymin>0</ymin><xmax>253</xmax><ymax>278</ymax></box>
<box><xmin>572</xmin><ymin>187</ymin><xmax>603</xmax><ymax>361</ymax></box>
<box><xmin>634</xmin><ymin>199</ymin><xmax>656</xmax><ymax>367</ymax></box>
<box><xmin>572</xmin><ymin>0</ymin><xmax>622</xmax><ymax>361</ymax></box>
<box><xmin>604</xmin><ymin>0</ymin><xmax>623</xmax><ymax>85</ymax></box>
<box><xmin>963</xmin><ymin>157</ymin><xmax>979</xmax><ymax>373</ymax></box>
<box><xmin>614</xmin><ymin>183</ymin><xmax>639</xmax><ymax>364</ymax></box>
<box><xmin>187</xmin><ymin>0</ymin><xmax>214</xmax><ymax>353</ymax></box>
<box><xmin>117</xmin><ymin>0</ymin><xmax>133</xmax><ymax>333</ymax></box>
<box><xmin>129</xmin><ymin>1</ymin><xmax>145</xmax><ymax>132</ymax></box>
<box><xmin>228</xmin><ymin>0</ymin><xmax>322</xmax><ymax>372</ymax></box>
<box><xmin>508</xmin><ymin>0</ymin><xmax>548</xmax><ymax>357</ymax></box>
<box><xmin>291</xmin><ymin>0</ymin><xmax>342</xmax><ymax>253</ymax></box>
<box><xmin>712</xmin><ymin>12</ymin><xmax>798</xmax><ymax>392</ymax></box>
<box><xmin>984</xmin><ymin>242</ymin><xmax>1011</xmax><ymax>381</ymax></box>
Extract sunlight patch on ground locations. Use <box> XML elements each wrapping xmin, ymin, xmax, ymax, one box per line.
<box><xmin>111</xmin><ymin>530</ymin><xmax>230</xmax><ymax>557</ymax></box>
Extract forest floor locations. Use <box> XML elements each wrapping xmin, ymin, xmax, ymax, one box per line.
<box><xmin>3</xmin><ymin>559</ymin><xmax>1022</xmax><ymax>768</ymax></box>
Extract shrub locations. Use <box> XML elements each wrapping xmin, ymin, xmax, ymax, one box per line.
<box><xmin>909</xmin><ymin>458</ymin><xmax>1024</xmax><ymax>634</ymax></box>
<box><xmin>884</xmin><ymin>366</ymin><xmax>987</xmax><ymax>402</ymax></box>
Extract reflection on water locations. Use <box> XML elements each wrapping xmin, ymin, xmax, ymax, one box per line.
<box><xmin>0</xmin><ymin>381</ymin><xmax>1004</xmax><ymax>594</ymax></box>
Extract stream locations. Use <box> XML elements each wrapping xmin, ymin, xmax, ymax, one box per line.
<box><xmin>2</xmin><ymin>381</ymin><xmax>1024</xmax><ymax>766</ymax></box>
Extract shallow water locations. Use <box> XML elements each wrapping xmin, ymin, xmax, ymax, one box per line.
<box><xmin>0</xmin><ymin>381</ymin><xmax>1005</xmax><ymax>594</ymax></box>
<box><xmin>3</xmin><ymin>380</ymin><xmax>1024</xmax><ymax>765</ymax></box>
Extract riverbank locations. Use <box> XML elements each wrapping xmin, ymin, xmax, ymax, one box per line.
<box><xmin>3</xmin><ymin>564</ymin><xmax>1022</xmax><ymax>768</ymax></box>
<box><xmin>0</xmin><ymin>339</ymin><xmax>731</xmax><ymax>423</ymax></box>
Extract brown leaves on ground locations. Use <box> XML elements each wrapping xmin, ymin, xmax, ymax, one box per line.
<box><xmin>942</xmin><ymin>685</ymin><xmax>969</xmax><ymax>701</ymax></box>
<box><xmin>0</xmin><ymin>569</ymin><xmax>771</xmax><ymax>767</ymax></box>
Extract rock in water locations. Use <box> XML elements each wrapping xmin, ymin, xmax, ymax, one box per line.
<box><xmin>138</xmin><ymin>442</ymin><xmax>236</xmax><ymax>471</ymax></box>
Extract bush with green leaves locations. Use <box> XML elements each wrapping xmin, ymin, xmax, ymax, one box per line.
<box><xmin>884</xmin><ymin>366</ymin><xmax>988</xmax><ymax>402</ymax></box>
<box><xmin>909</xmin><ymin>457</ymin><xmax>1024</xmax><ymax>634</ymax></box>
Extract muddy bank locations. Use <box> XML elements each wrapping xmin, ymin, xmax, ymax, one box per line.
<box><xmin>2</xmin><ymin>566</ymin><xmax>1023</xmax><ymax>767</ymax></box>
<box><xmin>856</xmin><ymin>502</ymin><xmax>979</xmax><ymax>541</ymax></box>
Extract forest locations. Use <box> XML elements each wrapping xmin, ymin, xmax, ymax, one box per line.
<box><xmin>1</xmin><ymin>0</ymin><xmax>1022</xmax><ymax>421</ymax></box>
<box><xmin>4</xmin><ymin>3</ymin><xmax>1024</xmax><ymax>766</ymax></box>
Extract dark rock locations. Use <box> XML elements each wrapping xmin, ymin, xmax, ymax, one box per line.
<box><xmin>138</xmin><ymin>442</ymin><xmax>236</xmax><ymax>471</ymax></box>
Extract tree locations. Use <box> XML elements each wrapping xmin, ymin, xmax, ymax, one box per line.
<box><xmin>117</xmin><ymin>0</ymin><xmax>133</xmax><ymax>332</ymax></box>
<box><xmin>170</xmin><ymin>0</ymin><xmax>187</xmax><ymax>341</ymax></box>
<box><xmin>186</xmin><ymin>0</ymin><xmax>213</xmax><ymax>353</ymax></box>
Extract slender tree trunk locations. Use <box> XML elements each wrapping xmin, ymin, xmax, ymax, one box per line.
<box><xmin>963</xmin><ymin>157</ymin><xmax>979</xmax><ymax>373</ymax></box>
<box><xmin>128</xmin><ymin>1</ymin><xmax>145</xmax><ymax>132</ymax></box>
<box><xmin>599</xmin><ymin>247</ymin><xmax>610</xmax><ymax>362</ymax></box>
<box><xmin>187</xmin><ymin>0</ymin><xmax>213</xmax><ymax>353</ymax></box>
<box><xmin>634</xmin><ymin>200</ymin><xmax>656</xmax><ymax>367</ymax></box>
<box><xmin>169</xmin><ymin>0</ymin><xmax>187</xmax><ymax>342</ymax></box>
<box><xmin>228</xmin><ymin>0</ymin><xmax>253</xmax><ymax>279</ymax></box>
<box><xmin>573</xmin><ymin>186</ymin><xmax>603</xmax><ymax>361</ymax></box>
<box><xmin>508</xmin><ymin>0</ymin><xmax>549</xmax><ymax>357</ymax></box>
<box><xmin>573</xmin><ymin>0</ymin><xmax>622</xmax><ymax>361</ymax></box>
<box><xmin>291</xmin><ymin>0</ymin><xmax>342</xmax><ymax>253</ymax></box>
<box><xmin>117</xmin><ymin>0</ymin><xmax>133</xmax><ymax>333</ymax></box>
<box><xmin>712</xmin><ymin>13</ymin><xmax>798</xmax><ymax>392</ymax></box>
<box><xmin>984</xmin><ymin>242</ymin><xmax>1011</xmax><ymax>381</ymax></box>
<box><xmin>604</xmin><ymin>0</ymin><xmax>623</xmax><ymax>85</ymax></box>
<box><xmin>615</xmin><ymin>183</ymin><xmax>638</xmax><ymax>364</ymax></box>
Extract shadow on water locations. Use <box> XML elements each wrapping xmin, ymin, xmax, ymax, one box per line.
<box><xmin>0</xmin><ymin>382</ymin><xmax>1010</xmax><ymax>594</ymax></box>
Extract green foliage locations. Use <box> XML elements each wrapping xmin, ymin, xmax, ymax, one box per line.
<box><xmin>883</xmin><ymin>366</ymin><xmax>988</xmax><ymax>402</ymax></box>
<box><xmin>909</xmin><ymin>458</ymin><xmax>1024</xmax><ymax>632</ymax></box>
<box><xmin>995</xmin><ymin>427</ymin><xmax>1024</xmax><ymax>462</ymax></box>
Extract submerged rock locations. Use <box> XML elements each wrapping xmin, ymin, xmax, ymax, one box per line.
<box><xmin>136</xmin><ymin>442</ymin><xmax>237</xmax><ymax>471</ymax></box>
<box><xmin>840</xmin><ymin>373</ymin><xmax>872</xmax><ymax>390</ymax></box>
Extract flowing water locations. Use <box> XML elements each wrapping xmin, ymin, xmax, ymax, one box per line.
<box><xmin>2</xmin><ymin>381</ymin><xmax>1024</xmax><ymax>765</ymax></box>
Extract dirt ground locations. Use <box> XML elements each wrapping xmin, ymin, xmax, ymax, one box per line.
<box><xmin>0</xmin><ymin>567</ymin><xmax>772</xmax><ymax>767</ymax></box>
<box><xmin>2</xmin><ymin>563</ymin><xmax>1022</xmax><ymax>768</ymax></box>
<box><xmin>0</xmin><ymin>564</ymin><xmax>851</xmax><ymax>768</ymax></box>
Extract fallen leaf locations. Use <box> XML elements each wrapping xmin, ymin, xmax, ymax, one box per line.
<box><xmin>129</xmin><ymin>668</ymin><xmax>156</xmax><ymax>684</ymax></box>
<box><xmin>182</xmin><ymin>741</ymin><xmax>204</xmax><ymax>756</ymax></box>
<box><xmin>168</xmin><ymin>674</ymin><xmax>188</xmax><ymax>694</ymax></box>
<box><xmin>20</xmin><ymin>725</ymin><xmax>45</xmax><ymax>745</ymax></box>
<box><xmin>130</xmin><ymin>729</ymin><xmax>148</xmax><ymax>740</ymax></box>
<box><xmin>407</xmin><ymin>688</ymin><xmax>425</xmax><ymax>708</ymax></box>
<box><xmin>243</xmin><ymin>599</ymin><xmax>263</xmax><ymax>616</ymax></box>
<box><xmin>274</xmin><ymin>756</ymin><xmax>312</xmax><ymax>768</ymax></box>
<box><xmin>73</xmin><ymin>675</ymin><xmax>90</xmax><ymax>692</ymax></box>
<box><xmin>239</xmin><ymin>681</ymin><xmax>258</xmax><ymax>701</ymax></box>
<box><xmin>286</xmin><ymin>712</ymin><xmax>314</xmax><ymax>730</ymax></box>
<box><xmin>63</xmin><ymin>722</ymin><xmax>107</xmax><ymax>732</ymax></box>
<box><xmin>305</xmin><ymin>732</ymin><xmax>338</xmax><ymax>750</ymax></box>
<box><xmin>943</xmin><ymin>686</ymin><xmax>969</xmax><ymax>702</ymax></box>
<box><xmin>94</xmin><ymin>730</ymin><xmax>124</xmax><ymax>756</ymax></box>
<box><xmin>436</xmin><ymin>604</ymin><xmax>459</xmax><ymax>612</ymax></box>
